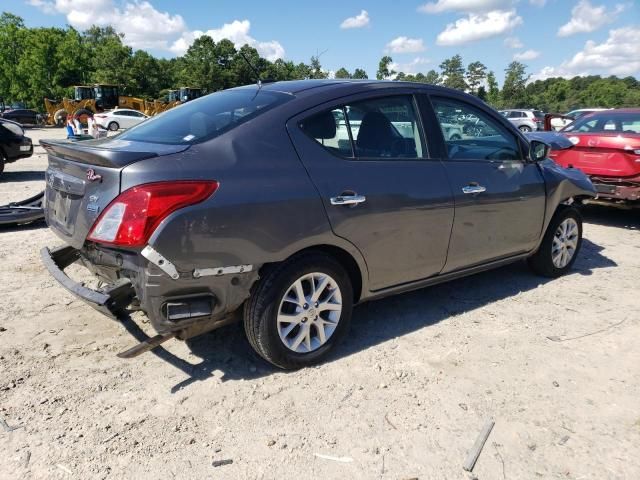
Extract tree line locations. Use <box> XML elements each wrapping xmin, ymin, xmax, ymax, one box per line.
<box><xmin>1</xmin><ymin>11</ymin><xmax>638</xmax><ymax>114</ymax></box>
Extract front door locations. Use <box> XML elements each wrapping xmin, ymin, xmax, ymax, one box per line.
<box><xmin>427</xmin><ymin>96</ymin><xmax>546</xmax><ymax>272</ymax></box>
<box><xmin>288</xmin><ymin>92</ymin><xmax>455</xmax><ymax>291</ymax></box>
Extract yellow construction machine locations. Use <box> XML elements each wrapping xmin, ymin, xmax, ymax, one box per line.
<box><xmin>44</xmin><ymin>84</ymin><xmax>204</xmax><ymax>126</ymax></box>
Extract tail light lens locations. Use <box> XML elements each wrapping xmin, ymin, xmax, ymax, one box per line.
<box><xmin>87</xmin><ymin>181</ymin><xmax>219</xmax><ymax>247</ymax></box>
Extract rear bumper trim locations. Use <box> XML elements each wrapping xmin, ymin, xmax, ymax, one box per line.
<box><xmin>40</xmin><ymin>246</ymin><xmax>134</xmax><ymax>319</ymax></box>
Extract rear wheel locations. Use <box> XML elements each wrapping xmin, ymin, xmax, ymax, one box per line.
<box><xmin>528</xmin><ymin>206</ymin><xmax>582</xmax><ymax>277</ymax></box>
<box><xmin>244</xmin><ymin>252</ymin><xmax>353</xmax><ymax>369</ymax></box>
<box><xmin>108</xmin><ymin>121</ymin><xmax>119</xmax><ymax>131</ymax></box>
<box><xmin>519</xmin><ymin>125</ymin><xmax>532</xmax><ymax>133</ymax></box>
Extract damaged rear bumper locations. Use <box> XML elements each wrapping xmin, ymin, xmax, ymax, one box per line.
<box><xmin>40</xmin><ymin>246</ymin><xmax>135</xmax><ymax>319</ymax></box>
<box><xmin>40</xmin><ymin>244</ymin><xmax>258</xmax><ymax>340</ymax></box>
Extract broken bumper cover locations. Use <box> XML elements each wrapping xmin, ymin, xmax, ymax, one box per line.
<box><xmin>40</xmin><ymin>245</ymin><xmax>135</xmax><ymax>319</ymax></box>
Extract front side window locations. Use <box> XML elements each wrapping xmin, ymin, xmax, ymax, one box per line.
<box><xmin>431</xmin><ymin>97</ymin><xmax>521</xmax><ymax>161</ymax></box>
<box><xmin>301</xmin><ymin>95</ymin><xmax>424</xmax><ymax>160</ymax></box>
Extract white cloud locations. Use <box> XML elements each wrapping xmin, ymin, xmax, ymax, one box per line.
<box><xmin>340</xmin><ymin>10</ymin><xmax>370</xmax><ymax>29</ymax></box>
<box><xmin>557</xmin><ymin>0</ymin><xmax>626</xmax><ymax>37</ymax></box>
<box><xmin>504</xmin><ymin>36</ymin><xmax>523</xmax><ymax>48</ymax></box>
<box><xmin>390</xmin><ymin>57</ymin><xmax>431</xmax><ymax>75</ymax></box>
<box><xmin>436</xmin><ymin>9</ymin><xmax>522</xmax><ymax>45</ymax></box>
<box><xmin>170</xmin><ymin>20</ymin><xmax>285</xmax><ymax>60</ymax></box>
<box><xmin>532</xmin><ymin>26</ymin><xmax>640</xmax><ymax>80</ymax></box>
<box><xmin>418</xmin><ymin>0</ymin><xmax>513</xmax><ymax>14</ymax></box>
<box><xmin>529</xmin><ymin>0</ymin><xmax>546</xmax><ymax>6</ymax></box>
<box><xmin>27</xmin><ymin>0</ymin><xmax>285</xmax><ymax>59</ymax></box>
<box><xmin>385</xmin><ymin>36</ymin><xmax>426</xmax><ymax>53</ymax></box>
<box><xmin>513</xmin><ymin>49</ymin><xmax>540</xmax><ymax>61</ymax></box>
<box><xmin>30</xmin><ymin>0</ymin><xmax>186</xmax><ymax>49</ymax></box>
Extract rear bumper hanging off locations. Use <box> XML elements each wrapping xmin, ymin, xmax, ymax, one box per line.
<box><xmin>40</xmin><ymin>245</ymin><xmax>135</xmax><ymax>319</ymax></box>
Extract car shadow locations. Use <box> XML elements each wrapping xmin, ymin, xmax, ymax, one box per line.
<box><xmin>118</xmin><ymin>238</ymin><xmax>616</xmax><ymax>392</ymax></box>
<box><xmin>582</xmin><ymin>204</ymin><xmax>639</xmax><ymax>230</ymax></box>
<box><xmin>0</xmin><ymin>171</ymin><xmax>45</xmax><ymax>182</ymax></box>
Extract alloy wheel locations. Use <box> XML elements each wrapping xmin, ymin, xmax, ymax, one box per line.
<box><xmin>277</xmin><ymin>272</ymin><xmax>342</xmax><ymax>353</ymax></box>
<box><xmin>552</xmin><ymin>218</ymin><xmax>579</xmax><ymax>268</ymax></box>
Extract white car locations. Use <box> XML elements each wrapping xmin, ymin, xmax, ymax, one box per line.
<box><xmin>94</xmin><ymin>109</ymin><xmax>148</xmax><ymax>131</ymax></box>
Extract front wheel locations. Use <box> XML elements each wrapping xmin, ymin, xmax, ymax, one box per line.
<box><xmin>528</xmin><ymin>206</ymin><xmax>583</xmax><ymax>277</ymax></box>
<box><xmin>244</xmin><ymin>252</ymin><xmax>353</xmax><ymax>369</ymax></box>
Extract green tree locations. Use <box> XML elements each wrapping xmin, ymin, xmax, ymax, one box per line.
<box><xmin>439</xmin><ymin>54</ymin><xmax>467</xmax><ymax>91</ymax></box>
<box><xmin>424</xmin><ymin>69</ymin><xmax>440</xmax><ymax>85</ymax></box>
<box><xmin>466</xmin><ymin>61</ymin><xmax>487</xmax><ymax>95</ymax></box>
<box><xmin>502</xmin><ymin>61</ymin><xmax>529</xmax><ymax>108</ymax></box>
<box><xmin>376</xmin><ymin>56</ymin><xmax>395</xmax><ymax>80</ymax></box>
<box><xmin>352</xmin><ymin>68</ymin><xmax>368</xmax><ymax>79</ymax></box>
<box><xmin>486</xmin><ymin>71</ymin><xmax>501</xmax><ymax>107</ymax></box>
<box><xmin>0</xmin><ymin>12</ymin><xmax>27</xmax><ymax>103</ymax></box>
<box><xmin>309</xmin><ymin>55</ymin><xmax>328</xmax><ymax>79</ymax></box>
<box><xmin>335</xmin><ymin>67</ymin><xmax>351</xmax><ymax>79</ymax></box>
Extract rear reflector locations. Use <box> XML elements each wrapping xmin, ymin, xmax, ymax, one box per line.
<box><xmin>87</xmin><ymin>181</ymin><xmax>219</xmax><ymax>247</ymax></box>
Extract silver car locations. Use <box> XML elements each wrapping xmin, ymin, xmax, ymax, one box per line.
<box><xmin>500</xmin><ymin>109</ymin><xmax>544</xmax><ymax>132</ymax></box>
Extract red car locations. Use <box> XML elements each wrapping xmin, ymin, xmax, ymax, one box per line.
<box><xmin>546</xmin><ymin>109</ymin><xmax>640</xmax><ymax>204</ymax></box>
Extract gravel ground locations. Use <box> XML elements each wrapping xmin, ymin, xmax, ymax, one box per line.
<box><xmin>1</xmin><ymin>127</ymin><xmax>639</xmax><ymax>479</ymax></box>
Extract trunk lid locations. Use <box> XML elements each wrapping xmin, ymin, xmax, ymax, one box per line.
<box><xmin>41</xmin><ymin>138</ymin><xmax>189</xmax><ymax>249</ymax></box>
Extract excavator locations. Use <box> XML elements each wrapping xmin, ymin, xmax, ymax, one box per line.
<box><xmin>43</xmin><ymin>85</ymin><xmax>204</xmax><ymax>126</ymax></box>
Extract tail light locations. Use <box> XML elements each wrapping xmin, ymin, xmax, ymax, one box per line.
<box><xmin>87</xmin><ymin>181</ymin><xmax>219</xmax><ymax>247</ymax></box>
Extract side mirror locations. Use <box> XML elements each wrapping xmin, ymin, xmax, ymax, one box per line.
<box><xmin>529</xmin><ymin>139</ymin><xmax>549</xmax><ymax>162</ymax></box>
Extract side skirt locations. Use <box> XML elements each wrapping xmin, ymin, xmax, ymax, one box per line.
<box><xmin>361</xmin><ymin>252</ymin><xmax>531</xmax><ymax>304</ymax></box>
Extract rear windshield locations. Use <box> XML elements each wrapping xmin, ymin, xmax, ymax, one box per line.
<box><xmin>118</xmin><ymin>88</ymin><xmax>292</xmax><ymax>145</ymax></box>
<box><xmin>563</xmin><ymin>112</ymin><xmax>640</xmax><ymax>133</ymax></box>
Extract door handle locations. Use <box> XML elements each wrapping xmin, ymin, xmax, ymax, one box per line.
<box><xmin>462</xmin><ymin>185</ymin><xmax>487</xmax><ymax>194</ymax></box>
<box><xmin>330</xmin><ymin>194</ymin><xmax>366</xmax><ymax>206</ymax></box>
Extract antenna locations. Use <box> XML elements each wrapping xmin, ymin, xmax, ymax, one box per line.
<box><xmin>240</xmin><ymin>52</ymin><xmax>263</xmax><ymax>86</ymax></box>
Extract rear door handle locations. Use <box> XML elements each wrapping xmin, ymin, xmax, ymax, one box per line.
<box><xmin>330</xmin><ymin>194</ymin><xmax>366</xmax><ymax>206</ymax></box>
<box><xmin>462</xmin><ymin>185</ymin><xmax>486</xmax><ymax>194</ymax></box>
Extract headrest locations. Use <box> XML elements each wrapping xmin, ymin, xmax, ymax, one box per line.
<box><xmin>304</xmin><ymin>111</ymin><xmax>336</xmax><ymax>139</ymax></box>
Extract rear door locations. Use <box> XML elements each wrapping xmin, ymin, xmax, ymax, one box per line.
<box><xmin>288</xmin><ymin>91</ymin><xmax>454</xmax><ymax>291</ymax></box>
<box><xmin>424</xmin><ymin>95</ymin><xmax>546</xmax><ymax>272</ymax></box>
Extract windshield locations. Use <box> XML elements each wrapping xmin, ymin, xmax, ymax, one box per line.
<box><xmin>562</xmin><ymin>112</ymin><xmax>640</xmax><ymax>134</ymax></box>
<box><xmin>118</xmin><ymin>88</ymin><xmax>291</xmax><ymax>145</ymax></box>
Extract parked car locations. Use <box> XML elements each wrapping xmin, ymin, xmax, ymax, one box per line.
<box><xmin>549</xmin><ymin>108</ymin><xmax>609</xmax><ymax>130</ymax></box>
<box><xmin>533</xmin><ymin>109</ymin><xmax>640</xmax><ymax>204</ymax></box>
<box><xmin>40</xmin><ymin>80</ymin><xmax>595</xmax><ymax>369</ymax></box>
<box><xmin>94</xmin><ymin>109</ymin><xmax>148</xmax><ymax>131</ymax></box>
<box><xmin>0</xmin><ymin>119</ymin><xmax>33</xmax><ymax>175</ymax></box>
<box><xmin>0</xmin><ymin>108</ymin><xmax>43</xmax><ymax>126</ymax></box>
<box><xmin>500</xmin><ymin>109</ymin><xmax>544</xmax><ymax>132</ymax></box>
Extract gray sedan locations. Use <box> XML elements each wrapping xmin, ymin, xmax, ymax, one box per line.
<box><xmin>40</xmin><ymin>80</ymin><xmax>595</xmax><ymax>369</ymax></box>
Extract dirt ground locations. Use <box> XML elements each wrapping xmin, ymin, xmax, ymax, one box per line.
<box><xmin>1</xmin><ymin>127</ymin><xmax>639</xmax><ymax>480</ymax></box>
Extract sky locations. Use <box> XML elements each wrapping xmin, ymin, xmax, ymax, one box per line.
<box><xmin>12</xmin><ymin>0</ymin><xmax>640</xmax><ymax>83</ymax></box>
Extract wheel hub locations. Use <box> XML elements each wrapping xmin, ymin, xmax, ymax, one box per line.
<box><xmin>277</xmin><ymin>272</ymin><xmax>342</xmax><ymax>353</ymax></box>
<box><xmin>552</xmin><ymin>218</ymin><xmax>579</xmax><ymax>268</ymax></box>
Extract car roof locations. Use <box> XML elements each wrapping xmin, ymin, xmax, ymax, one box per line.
<box><xmin>234</xmin><ymin>79</ymin><xmax>477</xmax><ymax>100</ymax></box>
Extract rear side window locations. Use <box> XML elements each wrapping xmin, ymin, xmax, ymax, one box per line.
<box><xmin>431</xmin><ymin>97</ymin><xmax>521</xmax><ymax>161</ymax></box>
<box><xmin>118</xmin><ymin>88</ymin><xmax>292</xmax><ymax>145</ymax></box>
<box><xmin>300</xmin><ymin>95</ymin><xmax>424</xmax><ymax>160</ymax></box>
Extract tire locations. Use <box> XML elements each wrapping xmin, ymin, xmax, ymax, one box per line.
<box><xmin>73</xmin><ymin>108</ymin><xmax>93</xmax><ymax>128</ymax></box>
<box><xmin>244</xmin><ymin>252</ymin><xmax>353</xmax><ymax>369</ymax></box>
<box><xmin>108</xmin><ymin>121</ymin><xmax>119</xmax><ymax>131</ymax></box>
<box><xmin>53</xmin><ymin>109</ymin><xmax>68</xmax><ymax>127</ymax></box>
<box><xmin>519</xmin><ymin>125</ymin><xmax>532</xmax><ymax>133</ymax></box>
<box><xmin>450</xmin><ymin>134</ymin><xmax>462</xmax><ymax>141</ymax></box>
<box><xmin>528</xmin><ymin>206</ymin><xmax>583</xmax><ymax>278</ymax></box>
